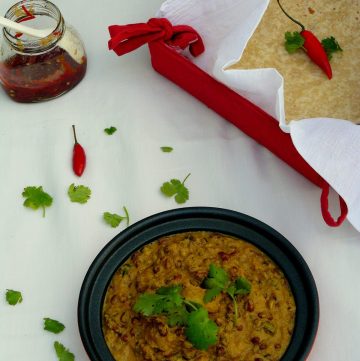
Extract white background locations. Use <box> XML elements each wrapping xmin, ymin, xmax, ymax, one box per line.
<box><xmin>0</xmin><ymin>0</ymin><xmax>359</xmax><ymax>360</ymax></box>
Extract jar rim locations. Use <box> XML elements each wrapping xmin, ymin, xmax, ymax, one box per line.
<box><xmin>3</xmin><ymin>0</ymin><xmax>65</xmax><ymax>54</ymax></box>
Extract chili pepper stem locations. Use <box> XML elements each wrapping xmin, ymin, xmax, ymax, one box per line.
<box><xmin>277</xmin><ymin>0</ymin><xmax>305</xmax><ymax>31</ymax></box>
<box><xmin>72</xmin><ymin>124</ymin><xmax>78</xmax><ymax>144</ymax></box>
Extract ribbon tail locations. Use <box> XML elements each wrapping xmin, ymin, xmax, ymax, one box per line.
<box><xmin>320</xmin><ymin>183</ymin><xmax>348</xmax><ymax>227</ymax></box>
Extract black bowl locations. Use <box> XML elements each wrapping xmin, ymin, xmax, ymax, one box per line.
<box><xmin>78</xmin><ymin>207</ymin><xmax>319</xmax><ymax>361</ymax></box>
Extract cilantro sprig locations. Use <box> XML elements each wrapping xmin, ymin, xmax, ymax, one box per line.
<box><xmin>43</xmin><ymin>318</ymin><xmax>65</xmax><ymax>334</ymax></box>
<box><xmin>103</xmin><ymin>206</ymin><xmax>130</xmax><ymax>228</ymax></box>
<box><xmin>203</xmin><ymin>263</ymin><xmax>229</xmax><ymax>303</ymax></box>
<box><xmin>54</xmin><ymin>341</ymin><xmax>75</xmax><ymax>361</ymax></box>
<box><xmin>22</xmin><ymin>186</ymin><xmax>53</xmax><ymax>217</ymax></box>
<box><xmin>185</xmin><ymin>307</ymin><xmax>218</xmax><ymax>350</ymax></box>
<box><xmin>161</xmin><ymin>146</ymin><xmax>173</xmax><ymax>153</ymax></box>
<box><xmin>104</xmin><ymin>126</ymin><xmax>117</xmax><ymax>135</ymax></box>
<box><xmin>134</xmin><ymin>285</ymin><xmax>218</xmax><ymax>350</ymax></box>
<box><xmin>321</xmin><ymin>36</ymin><xmax>343</xmax><ymax>60</ymax></box>
<box><xmin>202</xmin><ymin>264</ymin><xmax>251</xmax><ymax>322</ymax></box>
<box><xmin>5</xmin><ymin>289</ymin><xmax>23</xmax><ymax>305</ymax></box>
<box><xmin>284</xmin><ymin>31</ymin><xmax>305</xmax><ymax>53</ymax></box>
<box><xmin>67</xmin><ymin>184</ymin><xmax>91</xmax><ymax>204</ymax></box>
<box><xmin>160</xmin><ymin>173</ymin><xmax>190</xmax><ymax>204</ymax></box>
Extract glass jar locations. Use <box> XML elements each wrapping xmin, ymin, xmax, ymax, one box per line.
<box><xmin>0</xmin><ymin>0</ymin><xmax>87</xmax><ymax>102</ymax></box>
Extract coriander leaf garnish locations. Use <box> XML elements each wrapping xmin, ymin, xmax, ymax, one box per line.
<box><xmin>167</xmin><ymin>305</ymin><xmax>190</xmax><ymax>327</ymax></box>
<box><xmin>67</xmin><ymin>183</ymin><xmax>91</xmax><ymax>204</ymax></box>
<box><xmin>133</xmin><ymin>285</ymin><xmax>218</xmax><ymax>349</ymax></box>
<box><xmin>160</xmin><ymin>173</ymin><xmax>190</xmax><ymax>204</ymax></box>
<box><xmin>54</xmin><ymin>341</ymin><xmax>75</xmax><ymax>361</ymax></box>
<box><xmin>103</xmin><ymin>206</ymin><xmax>130</xmax><ymax>228</ymax></box>
<box><xmin>226</xmin><ymin>277</ymin><xmax>251</xmax><ymax>322</ymax></box>
<box><xmin>134</xmin><ymin>285</ymin><xmax>184</xmax><ymax>316</ymax></box>
<box><xmin>284</xmin><ymin>31</ymin><xmax>305</xmax><ymax>53</ymax></box>
<box><xmin>203</xmin><ymin>263</ymin><xmax>229</xmax><ymax>303</ymax></box>
<box><xmin>185</xmin><ymin>307</ymin><xmax>218</xmax><ymax>350</ymax></box>
<box><xmin>5</xmin><ymin>289</ymin><xmax>23</xmax><ymax>305</ymax></box>
<box><xmin>22</xmin><ymin>186</ymin><xmax>53</xmax><ymax>217</ymax></box>
<box><xmin>202</xmin><ymin>264</ymin><xmax>251</xmax><ymax>323</ymax></box>
<box><xmin>161</xmin><ymin>146</ymin><xmax>173</xmax><ymax>153</ymax></box>
<box><xmin>43</xmin><ymin>318</ymin><xmax>65</xmax><ymax>334</ymax></box>
<box><xmin>104</xmin><ymin>126</ymin><xmax>117</xmax><ymax>135</ymax></box>
<box><xmin>321</xmin><ymin>36</ymin><xmax>342</xmax><ymax>60</ymax></box>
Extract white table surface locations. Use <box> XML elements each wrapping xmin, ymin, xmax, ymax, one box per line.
<box><xmin>1</xmin><ymin>0</ymin><xmax>359</xmax><ymax>360</ymax></box>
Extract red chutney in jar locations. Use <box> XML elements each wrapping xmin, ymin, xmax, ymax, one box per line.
<box><xmin>0</xmin><ymin>46</ymin><xmax>86</xmax><ymax>103</ymax></box>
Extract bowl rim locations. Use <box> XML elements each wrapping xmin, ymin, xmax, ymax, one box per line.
<box><xmin>78</xmin><ymin>206</ymin><xmax>319</xmax><ymax>361</ymax></box>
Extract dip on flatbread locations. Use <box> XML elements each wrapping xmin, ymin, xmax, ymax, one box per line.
<box><xmin>234</xmin><ymin>0</ymin><xmax>360</xmax><ymax>124</ymax></box>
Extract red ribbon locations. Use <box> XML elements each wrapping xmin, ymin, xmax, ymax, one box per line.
<box><xmin>108</xmin><ymin>18</ymin><xmax>205</xmax><ymax>57</ymax></box>
<box><xmin>320</xmin><ymin>183</ymin><xmax>348</xmax><ymax>227</ymax></box>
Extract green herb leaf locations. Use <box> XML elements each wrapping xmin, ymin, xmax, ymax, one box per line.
<box><xmin>43</xmin><ymin>318</ymin><xmax>65</xmax><ymax>334</ymax></box>
<box><xmin>233</xmin><ymin>277</ymin><xmax>252</xmax><ymax>296</ymax></box>
<box><xmin>22</xmin><ymin>186</ymin><xmax>53</xmax><ymax>217</ymax></box>
<box><xmin>54</xmin><ymin>341</ymin><xmax>75</xmax><ymax>361</ymax></box>
<box><xmin>226</xmin><ymin>277</ymin><xmax>251</xmax><ymax>323</ymax></box>
<box><xmin>185</xmin><ymin>307</ymin><xmax>218</xmax><ymax>350</ymax></box>
<box><xmin>203</xmin><ymin>263</ymin><xmax>229</xmax><ymax>303</ymax></box>
<box><xmin>284</xmin><ymin>31</ymin><xmax>305</xmax><ymax>53</ymax></box>
<box><xmin>67</xmin><ymin>184</ymin><xmax>91</xmax><ymax>204</ymax></box>
<box><xmin>321</xmin><ymin>36</ymin><xmax>342</xmax><ymax>60</ymax></box>
<box><xmin>134</xmin><ymin>285</ymin><xmax>184</xmax><ymax>316</ymax></box>
<box><xmin>161</xmin><ymin>146</ymin><xmax>173</xmax><ymax>153</ymax></box>
<box><xmin>103</xmin><ymin>206</ymin><xmax>130</xmax><ymax>228</ymax></box>
<box><xmin>160</xmin><ymin>173</ymin><xmax>190</xmax><ymax>204</ymax></box>
<box><xmin>104</xmin><ymin>126</ymin><xmax>117</xmax><ymax>135</ymax></box>
<box><xmin>167</xmin><ymin>305</ymin><xmax>189</xmax><ymax>327</ymax></box>
<box><xmin>5</xmin><ymin>289</ymin><xmax>23</xmax><ymax>305</ymax></box>
<box><xmin>134</xmin><ymin>285</ymin><xmax>218</xmax><ymax>349</ymax></box>
<box><xmin>201</xmin><ymin>264</ymin><xmax>252</xmax><ymax>323</ymax></box>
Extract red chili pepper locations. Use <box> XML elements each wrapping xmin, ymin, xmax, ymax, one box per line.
<box><xmin>277</xmin><ymin>0</ymin><xmax>332</xmax><ymax>79</ymax></box>
<box><xmin>72</xmin><ymin>125</ymin><xmax>86</xmax><ymax>176</ymax></box>
<box><xmin>16</xmin><ymin>5</ymin><xmax>36</xmax><ymax>38</ymax></box>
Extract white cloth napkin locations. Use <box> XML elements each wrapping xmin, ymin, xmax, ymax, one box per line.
<box><xmin>157</xmin><ymin>0</ymin><xmax>360</xmax><ymax>232</ymax></box>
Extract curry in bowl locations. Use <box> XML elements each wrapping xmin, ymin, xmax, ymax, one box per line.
<box><xmin>102</xmin><ymin>231</ymin><xmax>296</xmax><ymax>361</ymax></box>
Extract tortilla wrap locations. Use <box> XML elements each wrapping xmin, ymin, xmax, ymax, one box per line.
<box><xmin>233</xmin><ymin>0</ymin><xmax>360</xmax><ymax>124</ymax></box>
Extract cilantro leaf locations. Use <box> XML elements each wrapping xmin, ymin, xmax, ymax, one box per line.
<box><xmin>321</xmin><ymin>36</ymin><xmax>342</xmax><ymax>60</ymax></box>
<box><xmin>134</xmin><ymin>285</ymin><xmax>219</xmax><ymax>349</ymax></box>
<box><xmin>160</xmin><ymin>173</ymin><xmax>190</xmax><ymax>204</ymax></box>
<box><xmin>167</xmin><ymin>305</ymin><xmax>189</xmax><ymax>327</ymax></box>
<box><xmin>185</xmin><ymin>307</ymin><xmax>218</xmax><ymax>350</ymax></box>
<box><xmin>67</xmin><ymin>184</ymin><xmax>91</xmax><ymax>204</ymax></box>
<box><xmin>103</xmin><ymin>206</ymin><xmax>130</xmax><ymax>228</ymax></box>
<box><xmin>134</xmin><ymin>285</ymin><xmax>184</xmax><ymax>316</ymax></box>
<box><xmin>233</xmin><ymin>277</ymin><xmax>251</xmax><ymax>296</ymax></box>
<box><xmin>22</xmin><ymin>186</ymin><xmax>53</xmax><ymax>217</ymax></box>
<box><xmin>54</xmin><ymin>341</ymin><xmax>75</xmax><ymax>361</ymax></box>
<box><xmin>203</xmin><ymin>263</ymin><xmax>229</xmax><ymax>303</ymax></box>
<box><xmin>5</xmin><ymin>289</ymin><xmax>23</xmax><ymax>305</ymax></box>
<box><xmin>201</xmin><ymin>264</ymin><xmax>252</xmax><ymax>323</ymax></box>
<box><xmin>227</xmin><ymin>277</ymin><xmax>251</xmax><ymax>322</ymax></box>
<box><xmin>104</xmin><ymin>126</ymin><xmax>117</xmax><ymax>135</ymax></box>
<box><xmin>161</xmin><ymin>146</ymin><xmax>173</xmax><ymax>153</ymax></box>
<box><xmin>284</xmin><ymin>31</ymin><xmax>305</xmax><ymax>53</ymax></box>
<box><xmin>43</xmin><ymin>318</ymin><xmax>65</xmax><ymax>334</ymax></box>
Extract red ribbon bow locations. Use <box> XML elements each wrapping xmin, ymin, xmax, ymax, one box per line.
<box><xmin>108</xmin><ymin>18</ymin><xmax>205</xmax><ymax>57</ymax></box>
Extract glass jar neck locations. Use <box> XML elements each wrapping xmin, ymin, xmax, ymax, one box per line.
<box><xmin>3</xmin><ymin>0</ymin><xmax>65</xmax><ymax>55</ymax></box>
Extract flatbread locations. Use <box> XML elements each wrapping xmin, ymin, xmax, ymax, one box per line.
<box><xmin>233</xmin><ymin>0</ymin><xmax>360</xmax><ymax>124</ymax></box>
